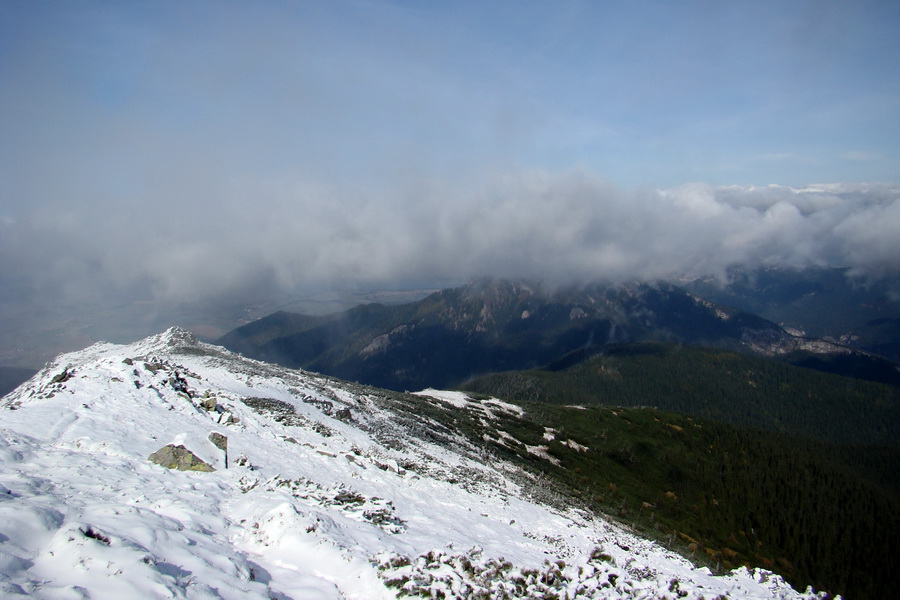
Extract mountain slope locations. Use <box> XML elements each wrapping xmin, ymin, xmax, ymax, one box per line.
<box><xmin>464</xmin><ymin>342</ymin><xmax>900</xmax><ymax>447</ymax></box>
<box><xmin>0</xmin><ymin>328</ymin><xmax>833</xmax><ymax>599</ymax></box>
<box><xmin>444</xmin><ymin>396</ymin><xmax>899</xmax><ymax>600</ymax></box>
<box><xmin>218</xmin><ymin>279</ymin><xmax>830</xmax><ymax>392</ymax></box>
<box><xmin>684</xmin><ymin>266</ymin><xmax>900</xmax><ymax>361</ymax></box>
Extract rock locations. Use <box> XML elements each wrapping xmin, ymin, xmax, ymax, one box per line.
<box><xmin>200</xmin><ymin>397</ymin><xmax>218</xmax><ymax>411</ymax></box>
<box><xmin>208</xmin><ymin>432</ymin><xmax>228</xmax><ymax>452</ymax></box>
<box><xmin>51</xmin><ymin>368</ymin><xmax>72</xmax><ymax>384</ymax></box>
<box><xmin>168</xmin><ymin>373</ymin><xmax>190</xmax><ymax>395</ymax></box>
<box><xmin>208</xmin><ymin>432</ymin><xmax>228</xmax><ymax>468</ymax></box>
<box><xmin>217</xmin><ymin>411</ymin><xmax>238</xmax><ymax>425</ymax></box>
<box><xmin>148</xmin><ymin>444</ymin><xmax>215</xmax><ymax>472</ymax></box>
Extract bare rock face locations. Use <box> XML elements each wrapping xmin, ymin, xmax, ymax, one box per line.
<box><xmin>208</xmin><ymin>432</ymin><xmax>228</xmax><ymax>468</ymax></box>
<box><xmin>148</xmin><ymin>444</ymin><xmax>215</xmax><ymax>472</ymax></box>
<box><xmin>50</xmin><ymin>367</ymin><xmax>74</xmax><ymax>384</ymax></box>
<box><xmin>208</xmin><ymin>432</ymin><xmax>228</xmax><ymax>452</ymax></box>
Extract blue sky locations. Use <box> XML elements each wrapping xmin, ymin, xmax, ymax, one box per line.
<box><xmin>3</xmin><ymin>0</ymin><xmax>897</xmax><ymax>194</ymax></box>
<box><xmin>1</xmin><ymin>0</ymin><xmax>899</xmax><ymax>322</ymax></box>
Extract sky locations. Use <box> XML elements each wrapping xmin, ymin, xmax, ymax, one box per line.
<box><xmin>1</xmin><ymin>0</ymin><xmax>900</xmax><ymax>328</ymax></box>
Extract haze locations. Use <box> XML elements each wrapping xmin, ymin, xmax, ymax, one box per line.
<box><xmin>1</xmin><ymin>1</ymin><xmax>899</xmax><ymax>364</ymax></box>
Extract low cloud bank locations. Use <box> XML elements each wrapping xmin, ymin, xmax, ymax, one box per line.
<box><xmin>2</xmin><ymin>172</ymin><xmax>898</xmax><ymax>311</ymax></box>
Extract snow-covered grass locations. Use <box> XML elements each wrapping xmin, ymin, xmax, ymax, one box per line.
<box><xmin>0</xmin><ymin>328</ymin><xmax>835</xmax><ymax>599</ymax></box>
<box><xmin>415</xmin><ymin>389</ymin><xmax>471</xmax><ymax>409</ymax></box>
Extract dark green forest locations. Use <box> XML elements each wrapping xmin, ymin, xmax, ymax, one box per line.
<box><xmin>407</xmin><ymin>397</ymin><xmax>900</xmax><ymax>600</ymax></box>
<box><xmin>216</xmin><ymin>279</ymin><xmax>900</xmax><ymax>598</ymax></box>
<box><xmin>518</xmin><ymin>405</ymin><xmax>899</xmax><ymax>600</ymax></box>
<box><xmin>464</xmin><ymin>342</ymin><xmax>900</xmax><ymax>447</ymax></box>
<box><xmin>450</xmin><ymin>343</ymin><xmax>900</xmax><ymax>599</ymax></box>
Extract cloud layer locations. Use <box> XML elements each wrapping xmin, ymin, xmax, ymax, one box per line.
<box><xmin>2</xmin><ymin>1</ymin><xmax>899</xmax><ymax>343</ymax></box>
<box><xmin>2</xmin><ymin>173</ymin><xmax>898</xmax><ymax>311</ymax></box>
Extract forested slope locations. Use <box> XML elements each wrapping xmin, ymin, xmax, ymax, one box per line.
<box><xmin>465</xmin><ymin>342</ymin><xmax>900</xmax><ymax>447</ymax></box>
<box><xmin>442</xmin><ymin>397</ymin><xmax>899</xmax><ymax>600</ymax></box>
<box><xmin>459</xmin><ymin>343</ymin><xmax>900</xmax><ymax>598</ymax></box>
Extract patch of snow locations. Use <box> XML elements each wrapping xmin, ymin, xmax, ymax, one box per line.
<box><xmin>562</xmin><ymin>439</ymin><xmax>590</xmax><ymax>452</ymax></box>
<box><xmin>481</xmin><ymin>397</ymin><xmax>525</xmax><ymax>417</ymax></box>
<box><xmin>414</xmin><ymin>389</ymin><xmax>470</xmax><ymax>409</ymax></box>
<box><xmin>525</xmin><ymin>444</ymin><xmax>561</xmax><ymax>466</ymax></box>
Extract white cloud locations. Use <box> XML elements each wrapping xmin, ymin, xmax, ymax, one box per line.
<box><xmin>3</xmin><ymin>171</ymin><xmax>898</xmax><ymax>316</ymax></box>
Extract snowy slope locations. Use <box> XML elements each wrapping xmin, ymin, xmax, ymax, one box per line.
<box><xmin>0</xmin><ymin>328</ymin><xmax>834</xmax><ymax>599</ymax></box>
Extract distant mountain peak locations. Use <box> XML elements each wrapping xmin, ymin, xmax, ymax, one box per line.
<box><xmin>217</xmin><ymin>277</ymin><xmax>864</xmax><ymax>392</ymax></box>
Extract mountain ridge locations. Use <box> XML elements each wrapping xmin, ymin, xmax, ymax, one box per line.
<box><xmin>0</xmin><ymin>327</ymin><xmax>838</xmax><ymax>599</ymax></box>
<box><xmin>219</xmin><ymin>278</ymin><xmax>850</xmax><ymax>392</ymax></box>
<box><xmin>684</xmin><ymin>266</ymin><xmax>900</xmax><ymax>361</ymax></box>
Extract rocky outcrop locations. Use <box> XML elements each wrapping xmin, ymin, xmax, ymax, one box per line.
<box><xmin>50</xmin><ymin>367</ymin><xmax>73</xmax><ymax>384</ymax></box>
<box><xmin>148</xmin><ymin>444</ymin><xmax>215</xmax><ymax>472</ymax></box>
<box><xmin>208</xmin><ymin>432</ymin><xmax>228</xmax><ymax>468</ymax></box>
<box><xmin>200</xmin><ymin>394</ymin><xmax>218</xmax><ymax>411</ymax></box>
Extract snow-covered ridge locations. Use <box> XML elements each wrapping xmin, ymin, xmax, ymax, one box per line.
<box><xmin>0</xmin><ymin>327</ymin><xmax>834</xmax><ymax>599</ymax></box>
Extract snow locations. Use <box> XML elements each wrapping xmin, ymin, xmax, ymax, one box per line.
<box><xmin>414</xmin><ymin>389</ymin><xmax>470</xmax><ymax>409</ymax></box>
<box><xmin>523</xmin><ymin>444</ymin><xmax>561</xmax><ymax>466</ymax></box>
<box><xmin>0</xmin><ymin>328</ymin><xmax>836</xmax><ymax>599</ymax></box>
